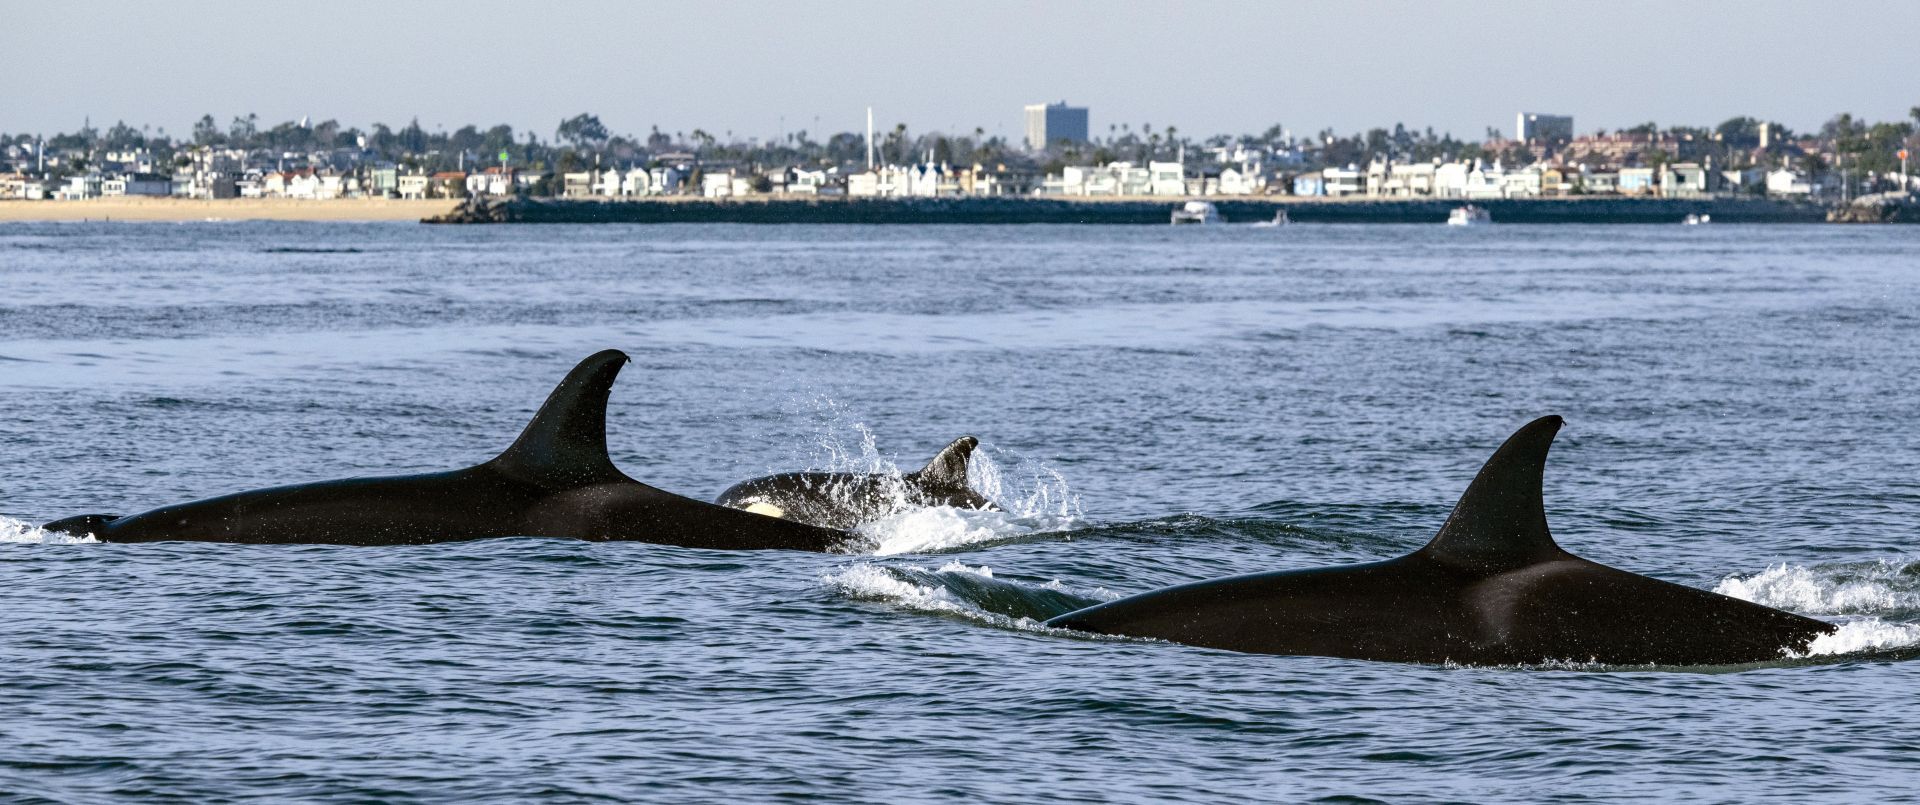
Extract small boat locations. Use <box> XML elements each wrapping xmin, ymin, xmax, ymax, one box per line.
<box><xmin>1447</xmin><ymin>205</ymin><xmax>1491</xmax><ymax>226</ymax></box>
<box><xmin>1171</xmin><ymin>201</ymin><xmax>1223</xmax><ymax>225</ymax></box>
<box><xmin>1252</xmin><ymin>209</ymin><xmax>1290</xmax><ymax>227</ymax></box>
<box><xmin>1683</xmin><ymin>213</ymin><xmax>1711</xmax><ymax>225</ymax></box>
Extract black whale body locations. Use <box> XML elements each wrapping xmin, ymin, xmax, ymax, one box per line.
<box><xmin>1047</xmin><ymin>416</ymin><xmax>1835</xmax><ymax>666</ymax></box>
<box><xmin>714</xmin><ymin>436</ymin><xmax>997</xmax><ymax>529</ymax></box>
<box><xmin>41</xmin><ymin>350</ymin><xmax>851</xmax><ymax>551</ymax></box>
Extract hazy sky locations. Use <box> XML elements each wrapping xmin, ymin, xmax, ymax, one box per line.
<box><xmin>8</xmin><ymin>1</ymin><xmax>1918</xmax><ymax>143</ymax></box>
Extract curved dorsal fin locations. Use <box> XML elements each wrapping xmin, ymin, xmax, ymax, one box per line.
<box><xmin>488</xmin><ymin>349</ymin><xmax>631</xmax><ymax>486</ymax></box>
<box><xmin>910</xmin><ymin>436</ymin><xmax>978</xmax><ymax>491</ymax></box>
<box><xmin>1414</xmin><ymin>415</ymin><xmax>1568</xmax><ymax>572</ymax></box>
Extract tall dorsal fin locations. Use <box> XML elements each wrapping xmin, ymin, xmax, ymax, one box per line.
<box><xmin>1415</xmin><ymin>415</ymin><xmax>1568</xmax><ymax>572</ymax></box>
<box><xmin>488</xmin><ymin>349</ymin><xmax>631</xmax><ymax>486</ymax></box>
<box><xmin>910</xmin><ymin>436</ymin><xmax>978</xmax><ymax>491</ymax></box>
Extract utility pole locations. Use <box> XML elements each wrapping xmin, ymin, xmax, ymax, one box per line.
<box><xmin>866</xmin><ymin>107</ymin><xmax>874</xmax><ymax>171</ymax></box>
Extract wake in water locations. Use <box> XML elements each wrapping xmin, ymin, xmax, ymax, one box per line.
<box><xmin>0</xmin><ymin>515</ymin><xmax>98</xmax><ymax>544</ymax></box>
<box><xmin>824</xmin><ymin>561</ymin><xmax>1118</xmax><ymax>629</ymax></box>
<box><xmin>1717</xmin><ymin>560</ymin><xmax>1920</xmax><ymax>657</ymax></box>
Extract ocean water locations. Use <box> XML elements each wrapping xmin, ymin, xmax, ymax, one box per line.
<box><xmin>2</xmin><ymin>221</ymin><xmax>1918</xmax><ymax>802</ymax></box>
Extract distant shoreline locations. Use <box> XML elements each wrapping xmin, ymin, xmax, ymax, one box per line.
<box><xmin>0</xmin><ymin>198</ymin><xmax>451</xmax><ymax>222</ymax></box>
<box><xmin>429</xmin><ymin>195</ymin><xmax>1839</xmax><ymax>225</ymax></box>
<box><xmin>0</xmin><ymin>195</ymin><xmax>1857</xmax><ymax>225</ymax></box>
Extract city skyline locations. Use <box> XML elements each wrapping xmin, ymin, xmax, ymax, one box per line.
<box><xmin>8</xmin><ymin>0</ymin><xmax>1918</xmax><ymax>145</ymax></box>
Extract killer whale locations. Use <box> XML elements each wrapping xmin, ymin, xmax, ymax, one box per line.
<box><xmin>713</xmin><ymin>436</ymin><xmax>996</xmax><ymax>529</ymax></box>
<box><xmin>39</xmin><ymin>350</ymin><xmax>853</xmax><ymax>551</ymax></box>
<box><xmin>1046</xmin><ymin>416</ymin><xmax>1836</xmax><ymax>666</ymax></box>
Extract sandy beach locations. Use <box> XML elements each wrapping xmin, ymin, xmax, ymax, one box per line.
<box><xmin>0</xmin><ymin>197</ymin><xmax>453</xmax><ymax>222</ymax></box>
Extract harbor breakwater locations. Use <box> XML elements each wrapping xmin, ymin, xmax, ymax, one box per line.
<box><xmin>424</xmin><ymin>195</ymin><xmax>1836</xmax><ymax>225</ymax></box>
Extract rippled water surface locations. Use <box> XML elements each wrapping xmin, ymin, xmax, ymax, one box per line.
<box><xmin>3</xmin><ymin>222</ymin><xmax>1919</xmax><ymax>802</ymax></box>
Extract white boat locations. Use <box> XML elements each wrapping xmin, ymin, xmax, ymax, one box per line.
<box><xmin>1683</xmin><ymin>213</ymin><xmax>1711</xmax><ymax>225</ymax></box>
<box><xmin>1447</xmin><ymin>205</ymin><xmax>1491</xmax><ymax>226</ymax></box>
<box><xmin>1251</xmin><ymin>209</ymin><xmax>1290</xmax><ymax>227</ymax></box>
<box><xmin>1171</xmin><ymin>201</ymin><xmax>1223</xmax><ymax>225</ymax></box>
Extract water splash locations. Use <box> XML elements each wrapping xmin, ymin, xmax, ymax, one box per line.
<box><xmin>1715</xmin><ymin>560</ymin><xmax>1920</xmax><ymax>616</ymax></box>
<box><xmin>1798</xmin><ymin>619</ymin><xmax>1920</xmax><ymax>657</ymax></box>
<box><xmin>780</xmin><ymin>398</ymin><xmax>1082</xmax><ymax>554</ymax></box>
<box><xmin>1716</xmin><ymin>559</ymin><xmax>1920</xmax><ymax>657</ymax></box>
<box><xmin>0</xmin><ymin>515</ymin><xmax>98</xmax><ymax>544</ymax></box>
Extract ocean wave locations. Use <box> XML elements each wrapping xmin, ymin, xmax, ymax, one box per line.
<box><xmin>0</xmin><ymin>515</ymin><xmax>99</xmax><ymax>544</ymax></box>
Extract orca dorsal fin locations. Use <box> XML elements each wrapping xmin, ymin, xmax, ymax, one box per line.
<box><xmin>489</xmin><ymin>349</ymin><xmax>631</xmax><ymax>486</ymax></box>
<box><xmin>1415</xmin><ymin>415</ymin><xmax>1568</xmax><ymax>572</ymax></box>
<box><xmin>910</xmin><ymin>436</ymin><xmax>979</xmax><ymax>491</ymax></box>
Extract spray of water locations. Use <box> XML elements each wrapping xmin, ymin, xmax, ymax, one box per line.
<box><xmin>1716</xmin><ymin>560</ymin><xmax>1920</xmax><ymax>657</ymax></box>
<box><xmin>0</xmin><ymin>515</ymin><xmax>98</xmax><ymax>544</ymax></box>
<box><xmin>782</xmin><ymin>397</ymin><xmax>1082</xmax><ymax>554</ymax></box>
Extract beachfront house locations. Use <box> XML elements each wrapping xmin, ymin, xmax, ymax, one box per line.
<box><xmin>564</xmin><ymin>171</ymin><xmax>596</xmax><ymax>197</ymax></box>
<box><xmin>1766</xmin><ymin>168</ymin><xmax>1813</xmax><ymax>196</ymax></box>
<box><xmin>1501</xmin><ymin>167</ymin><xmax>1543</xmax><ymax>198</ymax></box>
<box><xmin>593</xmin><ymin>169</ymin><xmax>624</xmax><ymax>197</ymax></box>
<box><xmin>1433</xmin><ymin>162</ymin><xmax>1470</xmax><ymax>197</ymax></box>
<box><xmin>0</xmin><ymin>173</ymin><xmax>31</xmax><ymax>199</ymax></box>
<box><xmin>1218</xmin><ymin>166</ymin><xmax>1264</xmax><ymax>195</ymax></box>
<box><xmin>1578</xmin><ymin>170</ymin><xmax>1619</xmax><ymax>195</ymax></box>
<box><xmin>620</xmin><ymin>169</ymin><xmax>651</xmax><ymax>196</ymax></box>
<box><xmin>1659</xmin><ymin>162</ymin><xmax>1716</xmax><ymax>197</ymax></box>
<box><xmin>1291</xmin><ymin>171</ymin><xmax>1327</xmax><ymax>196</ymax></box>
<box><xmin>368</xmin><ymin>167</ymin><xmax>399</xmax><ymax>197</ymax></box>
<box><xmin>288</xmin><ymin>170</ymin><xmax>322</xmax><ymax>199</ymax></box>
<box><xmin>1617</xmin><ymin>167</ymin><xmax>1657</xmax><ymax>196</ymax></box>
<box><xmin>63</xmin><ymin>174</ymin><xmax>104</xmax><ymax>199</ymax></box>
<box><xmin>100</xmin><ymin>173</ymin><xmax>173</xmax><ymax>197</ymax></box>
<box><xmin>1370</xmin><ymin>161</ymin><xmax>1438</xmax><ymax>197</ymax></box>
<box><xmin>1322</xmin><ymin>166</ymin><xmax>1365</xmax><ymax>197</ymax></box>
<box><xmin>429</xmin><ymin>172</ymin><xmax>467</xmax><ymax>198</ymax></box>
<box><xmin>784</xmin><ymin>168</ymin><xmax>828</xmax><ymax>196</ymax></box>
<box><xmin>1463</xmin><ymin>166</ymin><xmax>1506</xmax><ymax>199</ymax></box>
<box><xmin>1148</xmin><ymin>161</ymin><xmax>1186</xmax><ymax>196</ymax></box>
<box><xmin>398</xmin><ymin>173</ymin><xmax>429</xmax><ymax>199</ymax></box>
<box><xmin>1721</xmin><ymin>167</ymin><xmax>1765</xmax><ymax>194</ymax></box>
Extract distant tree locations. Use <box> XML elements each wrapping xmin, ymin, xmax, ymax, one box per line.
<box><xmin>103</xmin><ymin>121</ymin><xmax>144</xmax><ymax>150</ymax></box>
<box><xmin>192</xmin><ymin>114</ymin><xmax>222</xmax><ymax>147</ymax></box>
<box><xmin>1715</xmin><ymin>116</ymin><xmax>1762</xmax><ymax>147</ymax></box>
<box><xmin>399</xmin><ymin>118</ymin><xmax>428</xmax><ymax>154</ymax></box>
<box><xmin>556</xmin><ymin>113</ymin><xmax>609</xmax><ymax>149</ymax></box>
<box><xmin>229</xmin><ymin>113</ymin><xmax>258</xmax><ymax>146</ymax></box>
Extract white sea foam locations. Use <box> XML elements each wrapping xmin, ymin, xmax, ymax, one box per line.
<box><xmin>825</xmin><ymin>562</ymin><xmax>1034</xmax><ymax>628</ymax></box>
<box><xmin>1715</xmin><ymin>560</ymin><xmax>1920</xmax><ymax>658</ymax></box>
<box><xmin>0</xmin><ymin>515</ymin><xmax>98</xmax><ymax>544</ymax></box>
<box><xmin>823</xmin><ymin>561</ymin><xmax>1115</xmax><ymax>632</ymax></box>
<box><xmin>1797</xmin><ymin>618</ymin><xmax>1920</xmax><ymax>657</ymax></box>
<box><xmin>1714</xmin><ymin>560</ymin><xmax>1920</xmax><ymax>615</ymax></box>
<box><xmin>854</xmin><ymin>506</ymin><xmax>1036</xmax><ymax>555</ymax></box>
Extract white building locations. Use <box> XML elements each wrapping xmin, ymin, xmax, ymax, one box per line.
<box><xmin>1322</xmin><ymin>166</ymin><xmax>1364</xmax><ymax>197</ymax></box>
<box><xmin>1766</xmin><ymin>168</ymin><xmax>1813</xmax><ymax>196</ymax></box>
